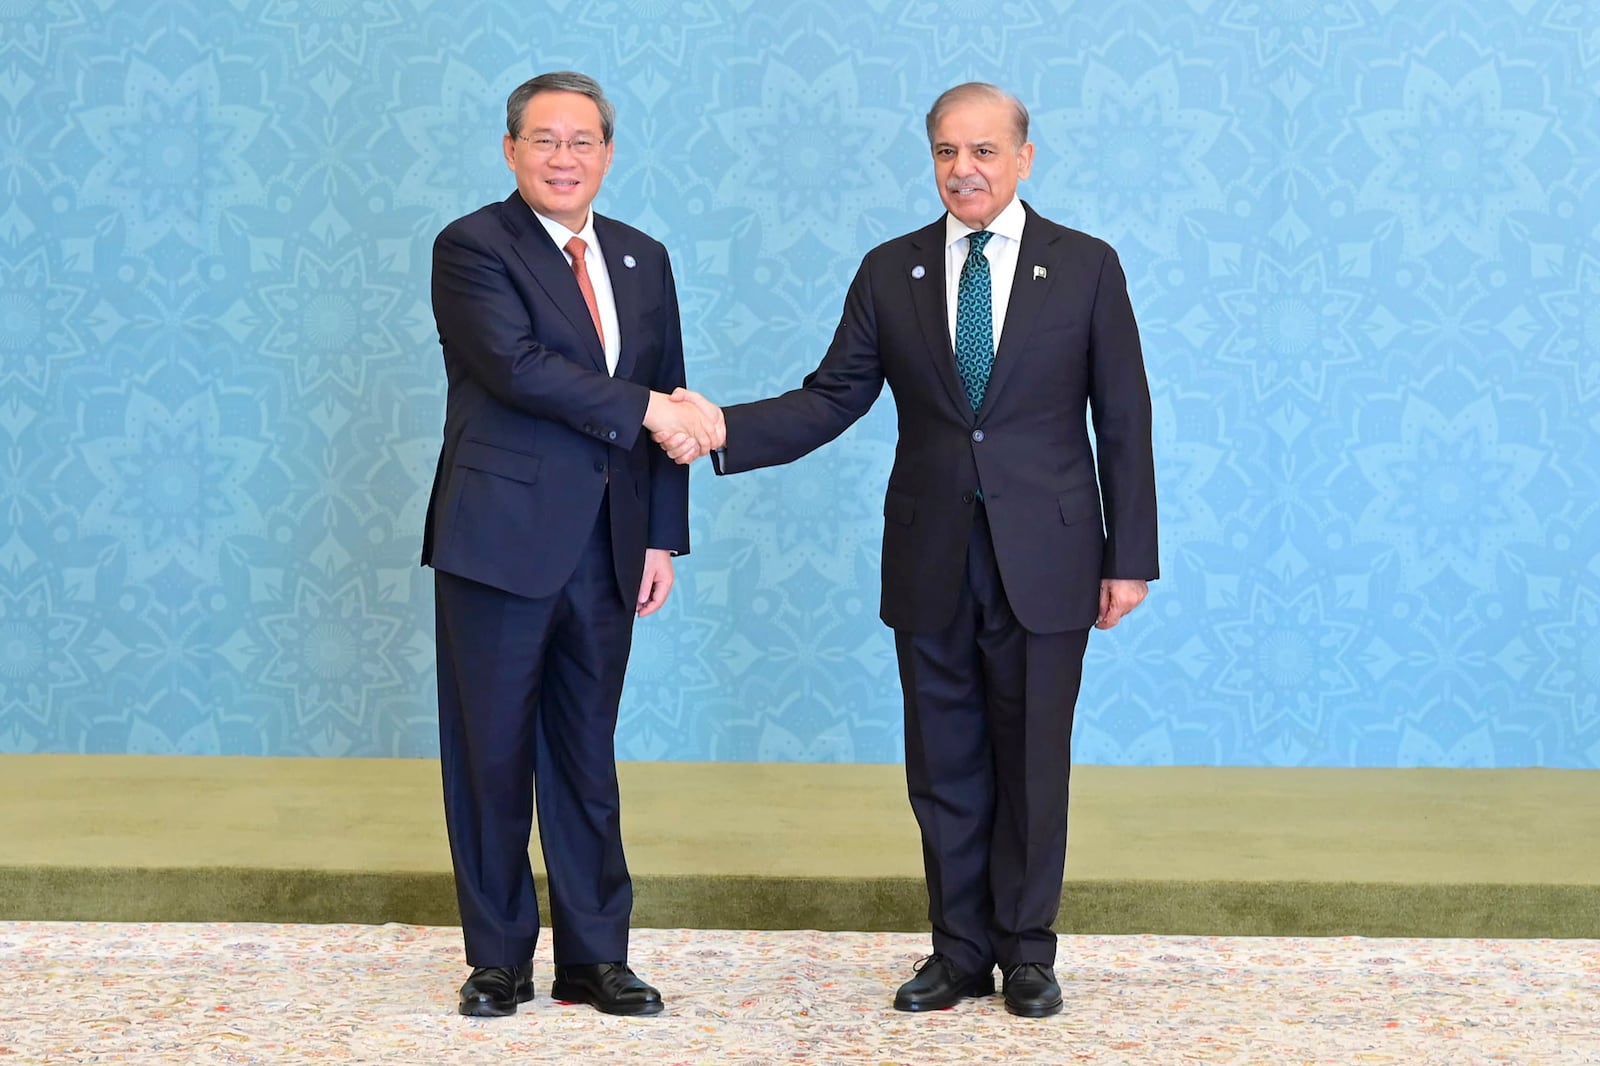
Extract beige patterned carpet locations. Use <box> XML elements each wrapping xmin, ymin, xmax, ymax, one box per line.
<box><xmin>3</xmin><ymin>922</ymin><xmax>1597</xmax><ymax>1064</ymax></box>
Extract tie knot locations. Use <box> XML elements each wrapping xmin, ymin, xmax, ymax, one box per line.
<box><xmin>565</xmin><ymin>235</ymin><xmax>587</xmax><ymax>262</ymax></box>
<box><xmin>967</xmin><ymin>230</ymin><xmax>993</xmax><ymax>254</ymax></box>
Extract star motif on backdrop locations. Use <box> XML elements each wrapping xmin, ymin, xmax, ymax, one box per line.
<box><xmin>713</xmin><ymin>438</ymin><xmax>891</xmax><ymax>587</ymax></box>
<box><xmin>1218</xmin><ymin>0</ymin><xmax>1363</xmax><ymax>67</ymax></box>
<box><xmin>0</xmin><ymin>101</ymin><xmax>54</xmax><ymax>201</ymax></box>
<box><xmin>1531</xmin><ymin>583</ymin><xmax>1600</xmax><ymax>724</ymax></box>
<box><xmin>0</xmin><ymin>574</ymin><xmax>89</xmax><ymax>727</ymax></box>
<box><xmin>259</xmin><ymin>0</ymin><xmax>404</xmax><ymax>64</ymax></box>
<box><xmin>896</xmin><ymin>0</ymin><xmax>1046</xmax><ymax>66</ymax></box>
<box><xmin>279</xmin><ymin>109</ymin><xmax>382</xmax><ymax>197</ymax></box>
<box><xmin>77</xmin><ymin>388</ymin><xmax>270</xmax><ymax>583</ymax></box>
<box><xmin>1148</xmin><ymin>390</ymin><xmax>1227</xmax><ymax>548</ymax></box>
<box><xmin>1214</xmin><ymin>252</ymin><xmax>1363</xmax><ymax>403</ymax></box>
<box><xmin>392</xmin><ymin>59</ymin><xmax>506</xmax><ymax>216</ymax></box>
<box><xmin>1074</xmin><ymin>721</ymin><xmax>1182</xmax><ymax>765</ymax></box>
<box><xmin>1351</xmin><ymin>391</ymin><xmax>1545</xmax><ymax>592</ymax></box>
<box><xmin>0</xmin><ymin>249</ymin><xmax>89</xmax><ymax>404</ymax></box>
<box><xmin>1212</xmin><ymin>583</ymin><xmax>1366</xmax><ymax>749</ymax></box>
<box><xmin>1542</xmin><ymin>0</ymin><xmax>1600</xmax><ymax>71</ymax></box>
<box><xmin>1034</xmin><ymin>58</ymin><xmax>1229</xmax><ymax>256</ymax></box>
<box><xmin>1533</xmin><ymin>250</ymin><xmax>1600</xmax><ymax>407</ymax></box>
<box><xmin>124</xmin><ymin>700</ymin><xmax>224</xmax><ymax>756</ymax></box>
<box><xmin>713</xmin><ymin>58</ymin><xmax>905</xmax><ymax>254</ymax></box>
<box><xmin>576</xmin><ymin>0</ymin><xmax>729</xmax><ymax>66</ymax></box>
<box><xmin>258</xmin><ymin>247</ymin><xmax>405</xmax><ymax>398</ymax></box>
<box><xmin>713</xmin><ymin>666</ymin><xmax>892</xmax><ymax>764</ymax></box>
<box><xmin>0</xmin><ymin>0</ymin><xmax>87</xmax><ymax>64</ymax></box>
<box><xmin>3</xmin><ymin>2</ymin><xmax>1593</xmax><ymax>767</ymax></box>
<box><xmin>1078</xmin><ymin>600</ymin><xmax>1207</xmax><ymax>759</ymax></box>
<box><xmin>1393</xmin><ymin>718</ymin><xmax>1502</xmax><ymax>769</ymax></box>
<box><xmin>255</xmin><ymin>575</ymin><xmax>404</xmax><ymax>731</ymax></box>
<box><xmin>368</xmin><ymin>411</ymin><xmax>445</xmax><ymax>542</ymax></box>
<box><xmin>76</xmin><ymin>55</ymin><xmax>268</xmax><ymax>252</ymax></box>
<box><xmin>753</xmin><ymin>717</ymin><xmax>857</xmax><ymax>762</ymax></box>
<box><xmin>1355</xmin><ymin>58</ymin><xmax>1553</xmax><ymax>257</ymax></box>
<box><xmin>616</xmin><ymin>603</ymin><xmax>726</xmax><ymax>759</ymax></box>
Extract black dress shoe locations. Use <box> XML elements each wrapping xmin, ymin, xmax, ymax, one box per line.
<box><xmin>458</xmin><ymin>962</ymin><xmax>535</xmax><ymax>1017</ymax></box>
<box><xmin>1002</xmin><ymin>962</ymin><xmax>1063</xmax><ymax>1017</ymax></box>
<box><xmin>551</xmin><ymin>963</ymin><xmax>664</xmax><ymax>1016</ymax></box>
<box><xmin>893</xmin><ymin>954</ymin><xmax>996</xmax><ymax>1012</ymax></box>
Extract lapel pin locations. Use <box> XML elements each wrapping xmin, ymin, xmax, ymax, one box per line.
<box><xmin>623</xmin><ymin>254</ymin><xmax>637</xmax><ymax>269</ymax></box>
<box><xmin>911</xmin><ymin>264</ymin><xmax>926</xmax><ymax>279</ymax></box>
<box><xmin>1032</xmin><ymin>265</ymin><xmax>1047</xmax><ymax>280</ymax></box>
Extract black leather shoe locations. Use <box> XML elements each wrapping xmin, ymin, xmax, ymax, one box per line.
<box><xmin>1002</xmin><ymin>962</ymin><xmax>1063</xmax><ymax>1017</ymax></box>
<box><xmin>893</xmin><ymin>954</ymin><xmax>996</xmax><ymax>1012</ymax></box>
<box><xmin>458</xmin><ymin>962</ymin><xmax>534</xmax><ymax>1017</ymax></box>
<box><xmin>551</xmin><ymin>962</ymin><xmax>664</xmax><ymax>1016</ymax></box>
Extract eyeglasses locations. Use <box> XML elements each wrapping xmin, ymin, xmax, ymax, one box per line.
<box><xmin>515</xmin><ymin>134</ymin><xmax>605</xmax><ymax>158</ymax></box>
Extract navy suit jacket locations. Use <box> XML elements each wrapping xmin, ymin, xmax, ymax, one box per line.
<box><xmin>423</xmin><ymin>191</ymin><xmax>690</xmax><ymax>602</ymax></box>
<box><xmin>717</xmin><ymin>202</ymin><xmax>1157</xmax><ymax>634</ymax></box>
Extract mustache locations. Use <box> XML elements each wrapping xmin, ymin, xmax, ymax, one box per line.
<box><xmin>945</xmin><ymin>177</ymin><xmax>990</xmax><ymax>192</ymax></box>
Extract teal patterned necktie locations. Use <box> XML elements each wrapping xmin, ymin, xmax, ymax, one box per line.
<box><xmin>954</xmin><ymin>230</ymin><xmax>994</xmax><ymax>412</ymax></box>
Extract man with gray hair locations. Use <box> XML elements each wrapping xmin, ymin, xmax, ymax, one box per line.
<box><xmin>424</xmin><ymin>70</ymin><xmax>713</xmax><ymax>1019</ymax></box>
<box><xmin>659</xmin><ymin>82</ymin><xmax>1159</xmax><ymax>1017</ymax></box>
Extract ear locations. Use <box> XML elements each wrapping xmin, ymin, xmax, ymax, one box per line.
<box><xmin>503</xmin><ymin>133</ymin><xmax>517</xmax><ymax>172</ymax></box>
<box><xmin>1017</xmin><ymin>140</ymin><xmax>1035</xmax><ymax>180</ymax></box>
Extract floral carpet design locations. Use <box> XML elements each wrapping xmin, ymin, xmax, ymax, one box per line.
<box><xmin>2</xmin><ymin>923</ymin><xmax>1596</xmax><ymax>1063</ymax></box>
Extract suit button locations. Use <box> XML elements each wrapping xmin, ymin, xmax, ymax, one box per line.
<box><xmin>971</xmin><ymin>429</ymin><xmax>985</xmax><ymax>442</ymax></box>
<box><xmin>594</xmin><ymin>461</ymin><xmax>605</xmax><ymax>473</ymax></box>
<box><xmin>607</xmin><ymin>429</ymin><xmax>617</xmax><ymax>440</ymax></box>
<box><xmin>961</xmin><ymin>491</ymin><xmax>975</xmax><ymax>504</ymax></box>
<box><xmin>584</xmin><ymin>424</ymin><xmax>594</xmax><ymax>433</ymax></box>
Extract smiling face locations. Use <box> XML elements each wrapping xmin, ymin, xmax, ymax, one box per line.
<box><xmin>930</xmin><ymin>96</ymin><xmax>1034</xmax><ymax>230</ymax></box>
<box><xmin>502</xmin><ymin>89</ymin><xmax>615</xmax><ymax>231</ymax></box>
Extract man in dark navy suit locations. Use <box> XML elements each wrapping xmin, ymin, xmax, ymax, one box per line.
<box><xmin>423</xmin><ymin>71</ymin><xmax>713</xmax><ymax>1019</ymax></box>
<box><xmin>659</xmin><ymin>83</ymin><xmax>1159</xmax><ymax>1018</ymax></box>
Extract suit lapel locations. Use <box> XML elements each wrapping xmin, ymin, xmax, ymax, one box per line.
<box><xmin>500</xmin><ymin>192</ymin><xmax>607</xmax><ymax>372</ymax></box>
<box><xmin>977</xmin><ymin>203</ymin><xmax>1061</xmax><ymax>421</ymax></box>
<box><xmin>594</xmin><ymin>214</ymin><xmax>643</xmax><ymax>382</ymax></box>
<box><xmin>905</xmin><ymin>219</ymin><xmax>971</xmax><ymax>420</ymax></box>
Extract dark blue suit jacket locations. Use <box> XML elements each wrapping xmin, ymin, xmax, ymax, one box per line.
<box><xmin>717</xmin><ymin>202</ymin><xmax>1157</xmax><ymax>634</ymax></box>
<box><xmin>423</xmin><ymin>191</ymin><xmax>690</xmax><ymax>602</ymax></box>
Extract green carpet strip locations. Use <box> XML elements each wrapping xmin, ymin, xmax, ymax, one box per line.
<box><xmin>2</xmin><ymin>756</ymin><xmax>1595</xmax><ymax>937</ymax></box>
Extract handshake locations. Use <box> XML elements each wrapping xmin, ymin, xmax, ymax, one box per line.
<box><xmin>644</xmin><ymin>388</ymin><xmax>725</xmax><ymax>465</ymax></box>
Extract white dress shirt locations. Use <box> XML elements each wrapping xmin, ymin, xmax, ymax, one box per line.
<box><xmin>533</xmin><ymin>208</ymin><xmax>622</xmax><ymax>375</ymax></box>
<box><xmin>944</xmin><ymin>195</ymin><xmax>1026</xmax><ymax>351</ymax></box>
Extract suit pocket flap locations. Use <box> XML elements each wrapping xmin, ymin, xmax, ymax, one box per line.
<box><xmin>456</xmin><ymin>439</ymin><xmax>542</xmax><ymax>484</ymax></box>
<box><xmin>884</xmin><ymin>489</ymin><xmax>915</xmax><ymax>526</ymax></box>
<box><xmin>1058</xmin><ymin>488</ymin><xmax>1100</xmax><ymax>525</ymax></box>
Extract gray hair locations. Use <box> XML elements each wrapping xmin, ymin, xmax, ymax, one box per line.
<box><xmin>924</xmin><ymin>82</ymin><xmax>1029</xmax><ymax>148</ymax></box>
<box><xmin>506</xmin><ymin>71</ymin><xmax>616</xmax><ymax>142</ymax></box>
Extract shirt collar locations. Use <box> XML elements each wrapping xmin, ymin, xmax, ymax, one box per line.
<box><xmin>944</xmin><ymin>196</ymin><xmax>1025</xmax><ymax>250</ymax></box>
<box><xmin>531</xmin><ymin>206</ymin><xmax>600</xmax><ymax>255</ymax></box>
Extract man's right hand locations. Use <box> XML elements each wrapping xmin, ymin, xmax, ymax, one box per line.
<box><xmin>651</xmin><ymin>388</ymin><xmax>725</xmax><ymax>464</ymax></box>
<box><xmin>644</xmin><ymin>389</ymin><xmax>715</xmax><ymax>459</ymax></box>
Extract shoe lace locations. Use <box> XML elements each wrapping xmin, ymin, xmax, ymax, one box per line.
<box><xmin>911</xmin><ymin>953</ymin><xmax>948</xmax><ymax>974</ymax></box>
<box><xmin>1004</xmin><ymin>962</ymin><xmax>1052</xmax><ymax>983</ymax></box>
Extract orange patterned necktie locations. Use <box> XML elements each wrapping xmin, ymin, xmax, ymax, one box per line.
<box><xmin>564</xmin><ymin>236</ymin><xmax>605</xmax><ymax>349</ymax></box>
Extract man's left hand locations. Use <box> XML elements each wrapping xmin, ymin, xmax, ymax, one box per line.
<box><xmin>637</xmin><ymin>548</ymin><xmax>675</xmax><ymax>617</ymax></box>
<box><xmin>1096</xmin><ymin>579</ymin><xmax>1148</xmax><ymax>630</ymax></box>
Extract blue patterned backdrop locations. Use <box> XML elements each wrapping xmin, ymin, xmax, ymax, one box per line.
<box><xmin>1</xmin><ymin>1</ymin><xmax>1596</xmax><ymax>766</ymax></box>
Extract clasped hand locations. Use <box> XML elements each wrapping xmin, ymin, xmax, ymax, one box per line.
<box><xmin>646</xmin><ymin>388</ymin><xmax>724</xmax><ymax>464</ymax></box>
